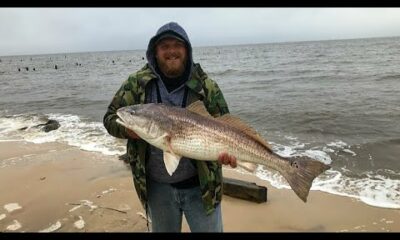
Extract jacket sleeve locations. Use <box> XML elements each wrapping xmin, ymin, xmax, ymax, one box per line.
<box><xmin>203</xmin><ymin>78</ymin><xmax>230</xmax><ymax>117</ymax></box>
<box><xmin>103</xmin><ymin>79</ymin><xmax>136</xmax><ymax>139</ymax></box>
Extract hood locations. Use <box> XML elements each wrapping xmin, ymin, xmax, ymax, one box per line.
<box><xmin>146</xmin><ymin>22</ymin><xmax>193</xmax><ymax>78</ymax></box>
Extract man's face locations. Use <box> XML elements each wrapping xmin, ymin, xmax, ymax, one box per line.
<box><xmin>155</xmin><ymin>37</ymin><xmax>187</xmax><ymax>78</ymax></box>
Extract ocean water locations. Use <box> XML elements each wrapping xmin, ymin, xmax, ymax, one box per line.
<box><xmin>1</xmin><ymin>36</ymin><xmax>399</xmax><ymax>209</ymax></box>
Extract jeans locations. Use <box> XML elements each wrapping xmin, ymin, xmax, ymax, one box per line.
<box><xmin>146</xmin><ymin>177</ymin><xmax>223</xmax><ymax>232</ymax></box>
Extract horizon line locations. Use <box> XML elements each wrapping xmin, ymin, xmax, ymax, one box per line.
<box><xmin>1</xmin><ymin>34</ymin><xmax>399</xmax><ymax>58</ymax></box>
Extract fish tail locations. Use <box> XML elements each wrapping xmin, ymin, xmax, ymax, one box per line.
<box><xmin>280</xmin><ymin>156</ymin><xmax>330</xmax><ymax>202</ymax></box>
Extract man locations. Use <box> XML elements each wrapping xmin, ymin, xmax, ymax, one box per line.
<box><xmin>103</xmin><ymin>22</ymin><xmax>236</xmax><ymax>232</ymax></box>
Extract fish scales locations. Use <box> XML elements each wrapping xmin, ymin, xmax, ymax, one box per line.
<box><xmin>116</xmin><ymin>101</ymin><xmax>331</xmax><ymax>202</ymax></box>
<box><xmin>164</xmin><ymin>107</ymin><xmax>270</xmax><ymax>165</ymax></box>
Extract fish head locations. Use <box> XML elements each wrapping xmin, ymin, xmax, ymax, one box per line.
<box><xmin>116</xmin><ymin>104</ymin><xmax>167</xmax><ymax>140</ymax></box>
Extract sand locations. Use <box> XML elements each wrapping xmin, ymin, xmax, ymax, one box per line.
<box><xmin>0</xmin><ymin>141</ymin><xmax>399</xmax><ymax>232</ymax></box>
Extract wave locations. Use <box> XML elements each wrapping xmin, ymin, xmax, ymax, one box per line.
<box><xmin>209</xmin><ymin>69</ymin><xmax>278</xmax><ymax>77</ymax></box>
<box><xmin>242</xmin><ymin>136</ymin><xmax>400</xmax><ymax>209</ymax></box>
<box><xmin>0</xmin><ymin>113</ymin><xmax>125</xmax><ymax>156</ymax></box>
<box><xmin>375</xmin><ymin>74</ymin><xmax>400</xmax><ymax>82</ymax></box>
<box><xmin>208</xmin><ymin>69</ymin><xmax>238</xmax><ymax>76</ymax></box>
<box><xmin>254</xmin><ymin>166</ymin><xmax>400</xmax><ymax>209</ymax></box>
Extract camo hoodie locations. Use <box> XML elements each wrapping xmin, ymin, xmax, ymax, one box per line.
<box><xmin>103</xmin><ymin>22</ymin><xmax>229</xmax><ymax>216</ymax></box>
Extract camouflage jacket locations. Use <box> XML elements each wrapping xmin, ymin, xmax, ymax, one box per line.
<box><xmin>103</xmin><ymin>63</ymin><xmax>229</xmax><ymax>215</ymax></box>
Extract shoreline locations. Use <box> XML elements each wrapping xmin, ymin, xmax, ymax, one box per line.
<box><xmin>0</xmin><ymin>141</ymin><xmax>399</xmax><ymax>232</ymax></box>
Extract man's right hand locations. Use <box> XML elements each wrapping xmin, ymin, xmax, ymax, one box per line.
<box><xmin>126</xmin><ymin>128</ymin><xmax>140</xmax><ymax>140</ymax></box>
<box><xmin>218</xmin><ymin>152</ymin><xmax>237</xmax><ymax>168</ymax></box>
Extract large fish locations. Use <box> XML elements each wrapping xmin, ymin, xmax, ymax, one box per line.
<box><xmin>116</xmin><ymin>101</ymin><xmax>330</xmax><ymax>202</ymax></box>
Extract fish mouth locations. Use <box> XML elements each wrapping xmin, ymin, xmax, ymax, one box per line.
<box><xmin>116</xmin><ymin>111</ymin><xmax>129</xmax><ymax>128</ymax></box>
<box><xmin>116</xmin><ymin>118</ymin><xmax>127</xmax><ymax>128</ymax></box>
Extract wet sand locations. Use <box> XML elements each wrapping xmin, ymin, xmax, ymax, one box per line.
<box><xmin>0</xmin><ymin>141</ymin><xmax>399</xmax><ymax>232</ymax></box>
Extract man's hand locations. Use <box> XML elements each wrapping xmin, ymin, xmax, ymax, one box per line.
<box><xmin>126</xmin><ymin>128</ymin><xmax>140</xmax><ymax>140</ymax></box>
<box><xmin>218</xmin><ymin>152</ymin><xmax>237</xmax><ymax>168</ymax></box>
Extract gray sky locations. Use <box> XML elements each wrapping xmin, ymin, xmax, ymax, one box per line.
<box><xmin>1</xmin><ymin>8</ymin><xmax>400</xmax><ymax>56</ymax></box>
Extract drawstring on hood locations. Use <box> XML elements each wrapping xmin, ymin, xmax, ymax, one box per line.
<box><xmin>146</xmin><ymin>22</ymin><xmax>193</xmax><ymax>91</ymax></box>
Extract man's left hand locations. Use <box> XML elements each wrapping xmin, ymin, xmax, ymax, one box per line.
<box><xmin>218</xmin><ymin>152</ymin><xmax>237</xmax><ymax>168</ymax></box>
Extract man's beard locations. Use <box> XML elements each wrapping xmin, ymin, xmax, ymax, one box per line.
<box><xmin>157</xmin><ymin>56</ymin><xmax>187</xmax><ymax>78</ymax></box>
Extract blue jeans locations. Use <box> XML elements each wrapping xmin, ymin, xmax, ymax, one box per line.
<box><xmin>146</xmin><ymin>177</ymin><xmax>223</xmax><ymax>232</ymax></box>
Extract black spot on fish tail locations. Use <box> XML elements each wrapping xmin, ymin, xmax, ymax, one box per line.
<box><xmin>281</xmin><ymin>156</ymin><xmax>331</xmax><ymax>202</ymax></box>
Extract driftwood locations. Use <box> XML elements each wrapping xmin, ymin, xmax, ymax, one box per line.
<box><xmin>222</xmin><ymin>177</ymin><xmax>267</xmax><ymax>203</ymax></box>
<box><xmin>19</xmin><ymin>119</ymin><xmax>60</xmax><ymax>132</ymax></box>
<box><xmin>37</xmin><ymin>120</ymin><xmax>60</xmax><ymax>132</ymax></box>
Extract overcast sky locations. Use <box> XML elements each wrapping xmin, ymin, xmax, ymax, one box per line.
<box><xmin>1</xmin><ymin>8</ymin><xmax>400</xmax><ymax>56</ymax></box>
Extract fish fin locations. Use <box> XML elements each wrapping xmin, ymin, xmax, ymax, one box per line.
<box><xmin>186</xmin><ymin>100</ymin><xmax>212</xmax><ymax>118</ymax></box>
<box><xmin>237</xmin><ymin>161</ymin><xmax>258</xmax><ymax>172</ymax></box>
<box><xmin>163</xmin><ymin>151</ymin><xmax>182</xmax><ymax>176</ymax></box>
<box><xmin>217</xmin><ymin>114</ymin><xmax>272</xmax><ymax>151</ymax></box>
<box><xmin>186</xmin><ymin>101</ymin><xmax>271</xmax><ymax>151</ymax></box>
<box><xmin>280</xmin><ymin>156</ymin><xmax>331</xmax><ymax>202</ymax></box>
<box><xmin>162</xmin><ymin>134</ymin><xmax>181</xmax><ymax>176</ymax></box>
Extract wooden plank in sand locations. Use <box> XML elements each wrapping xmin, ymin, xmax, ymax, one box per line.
<box><xmin>222</xmin><ymin>177</ymin><xmax>267</xmax><ymax>203</ymax></box>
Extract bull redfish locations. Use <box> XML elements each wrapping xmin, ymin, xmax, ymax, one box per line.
<box><xmin>116</xmin><ymin>101</ymin><xmax>330</xmax><ymax>202</ymax></box>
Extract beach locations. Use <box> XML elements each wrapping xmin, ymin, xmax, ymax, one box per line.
<box><xmin>2</xmin><ymin>37</ymin><xmax>400</xmax><ymax>213</ymax></box>
<box><xmin>0</xmin><ymin>141</ymin><xmax>398</xmax><ymax>232</ymax></box>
